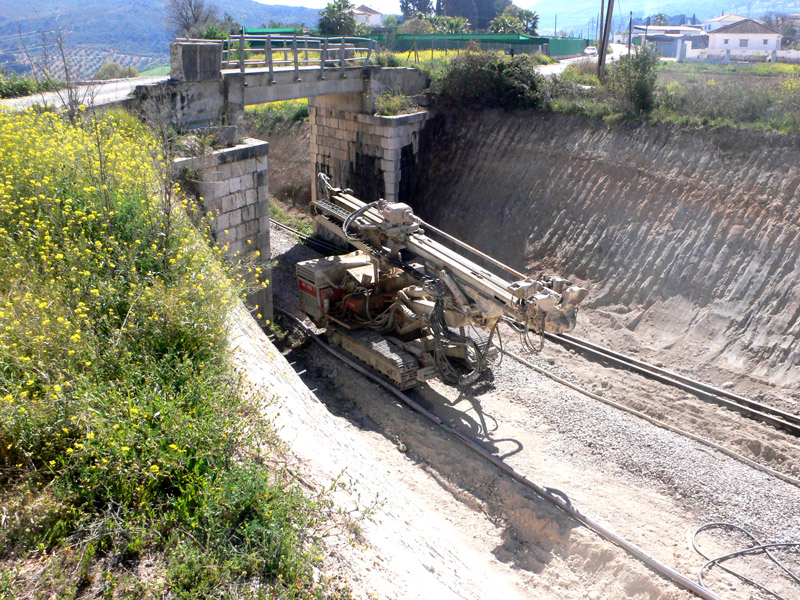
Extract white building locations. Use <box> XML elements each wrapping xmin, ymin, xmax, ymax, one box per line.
<box><xmin>354</xmin><ymin>5</ymin><xmax>383</xmax><ymax>28</ymax></box>
<box><xmin>702</xmin><ymin>14</ymin><xmax>748</xmax><ymax>32</ymax></box>
<box><xmin>707</xmin><ymin>18</ymin><xmax>782</xmax><ymax>52</ymax></box>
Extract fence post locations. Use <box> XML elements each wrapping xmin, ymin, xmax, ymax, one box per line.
<box><xmin>239</xmin><ymin>29</ymin><xmax>246</xmax><ymax>73</ymax></box>
<box><xmin>319</xmin><ymin>38</ymin><xmax>328</xmax><ymax>80</ymax></box>
<box><xmin>293</xmin><ymin>34</ymin><xmax>301</xmax><ymax>81</ymax></box>
<box><xmin>340</xmin><ymin>38</ymin><xmax>346</xmax><ymax>77</ymax></box>
<box><xmin>363</xmin><ymin>39</ymin><xmax>374</xmax><ymax>72</ymax></box>
<box><xmin>267</xmin><ymin>35</ymin><xmax>274</xmax><ymax>83</ymax></box>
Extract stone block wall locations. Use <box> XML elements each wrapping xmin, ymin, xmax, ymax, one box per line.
<box><xmin>310</xmin><ymin>93</ymin><xmax>429</xmax><ymax>204</ymax></box>
<box><xmin>174</xmin><ymin>138</ymin><xmax>272</xmax><ymax>325</ymax></box>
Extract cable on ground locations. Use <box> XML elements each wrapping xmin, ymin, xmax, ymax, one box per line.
<box><xmin>693</xmin><ymin>522</ymin><xmax>800</xmax><ymax>600</ymax></box>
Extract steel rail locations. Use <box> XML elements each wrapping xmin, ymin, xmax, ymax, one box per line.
<box><xmin>500</xmin><ymin>348</ymin><xmax>800</xmax><ymax>488</ymax></box>
<box><xmin>548</xmin><ymin>333</ymin><xmax>800</xmax><ymax>437</ymax></box>
<box><xmin>277</xmin><ymin>307</ymin><xmax>722</xmax><ymax>600</ymax></box>
<box><xmin>268</xmin><ymin>218</ymin><xmax>342</xmax><ymax>253</ymax></box>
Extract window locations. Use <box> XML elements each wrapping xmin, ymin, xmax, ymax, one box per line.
<box><xmin>723</xmin><ymin>39</ymin><xmax>729</xmax><ymax>44</ymax></box>
<box><xmin>763</xmin><ymin>39</ymin><xmax>769</xmax><ymax>45</ymax></box>
<box><xmin>739</xmin><ymin>39</ymin><xmax>748</xmax><ymax>47</ymax></box>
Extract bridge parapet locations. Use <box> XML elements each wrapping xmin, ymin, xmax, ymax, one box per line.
<box><xmin>221</xmin><ymin>34</ymin><xmax>377</xmax><ymax>80</ymax></box>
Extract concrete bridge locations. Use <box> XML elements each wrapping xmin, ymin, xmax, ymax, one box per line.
<box><xmin>134</xmin><ymin>38</ymin><xmax>430</xmax><ymax>325</ymax></box>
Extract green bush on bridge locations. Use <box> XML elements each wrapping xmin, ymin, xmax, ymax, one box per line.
<box><xmin>431</xmin><ymin>51</ymin><xmax>548</xmax><ymax>109</ymax></box>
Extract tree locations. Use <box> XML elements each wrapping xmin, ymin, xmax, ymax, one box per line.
<box><xmin>517</xmin><ymin>9</ymin><xmax>538</xmax><ymax>34</ymax></box>
<box><xmin>383</xmin><ymin>14</ymin><xmax>399</xmax><ymax>28</ymax></box>
<box><xmin>200</xmin><ymin>23</ymin><xmax>228</xmax><ymax>39</ymax></box>
<box><xmin>489</xmin><ymin>14</ymin><xmax>523</xmax><ymax>33</ymax></box>
<box><xmin>441</xmin><ymin>16</ymin><xmax>471</xmax><ymax>33</ymax></box>
<box><xmin>166</xmin><ymin>0</ymin><xmax>219</xmax><ymax>37</ymax></box>
<box><xmin>319</xmin><ymin>0</ymin><xmax>365</xmax><ymax>35</ymax></box>
<box><xmin>398</xmin><ymin>17</ymin><xmax>434</xmax><ymax>34</ymax></box>
<box><xmin>605</xmin><ymin>45</ymin><xmax>659</xmax><ymax>114</ymax></box>
<box><xmin>500</xmin><ymin>4</ymin><xmax>538</xmax><ymax>34</ymax></box>
<box><xmin>93</xmin><ymin>62</ymin><xmax>140</xmax><ymax>80</ymax></box>
<box><xmin>762</xmin><ymin>12</ymin><xmax>797</xmax><ymax>47</ymax></box>
<box><xmin>400</xmin><ymin>0</ymin><xmax>433</xmax><ymax>19</ymax></box>
<box><xmin>649</xmin><ymin>13</ymin><xmax>669</xmax><ymax>26</ymax></box>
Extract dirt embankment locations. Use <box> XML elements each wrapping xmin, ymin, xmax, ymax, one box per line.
<box><xmin>410</xmin><ymin>111</ymin><xmax>800</xmax><ymax>387</ymax></box>
<box><xmin>251</xmin><ymin>120</ymin><xmax>313</xmax><ymax>208</ymax></box>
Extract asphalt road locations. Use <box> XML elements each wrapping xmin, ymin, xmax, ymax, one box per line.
<box><xmin>537</xmin><ymin>43</ymin><xmax>632</xmax><ymax>76</ymax></box>
<box><xmin>0</xmin><ymin>75</ymin><xmax>169</xmax><ymax>111</ymax></box>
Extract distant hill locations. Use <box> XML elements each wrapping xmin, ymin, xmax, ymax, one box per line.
<box><xmin>0</xmin><ymin>0</ymin><xmax>320</xmax><ymax>77</ymax></box>
<box><xmin>526</xmin><ymin>0</ymin><xmax>800</xmax><ymax>35</ymax></box>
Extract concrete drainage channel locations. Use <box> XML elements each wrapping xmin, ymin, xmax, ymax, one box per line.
<box><xmin>279</xmin><ymin>307</ymin><xmax>722</xmax><ymax>600</ymax></box>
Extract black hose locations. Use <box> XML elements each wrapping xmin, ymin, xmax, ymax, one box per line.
<box><xmin>693</xmin><ymin>522</ymin><xmax>800</xmax><ymax>599</ymax></box>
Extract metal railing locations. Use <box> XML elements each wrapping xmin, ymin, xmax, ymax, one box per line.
<box><xmin>221</xmin><ymin>34</ymin><xmax>378</xmax><ymax>80</ymax></box>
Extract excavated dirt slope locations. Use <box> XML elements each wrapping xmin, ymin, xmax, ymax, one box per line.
<box><xmin>410</xmin><ymin>111</ymin><xmax>800</xmax><ymax>388</ymax></box>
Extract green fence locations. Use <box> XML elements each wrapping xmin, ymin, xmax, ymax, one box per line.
<box><xmin>547</xmin><ymin>37</ymin><xmax>588</xmax><ymax>57</ymax></box>
<box><xmin>366</xmin><ymin>33</ymin><xmax>586</xmax><ymax>57</ymax></box>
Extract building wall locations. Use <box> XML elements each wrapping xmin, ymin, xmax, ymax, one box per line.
<box><xmin>174</xmin><ymin>139</ymin><xmax>272</xmax><ymax>325</ymax></box>
<box><xmin>709</xmin><ymin>33</ymin><xmax>781</xmax><ymax>50</ymax></box>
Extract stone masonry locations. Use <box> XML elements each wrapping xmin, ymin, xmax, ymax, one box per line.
<box><xmin>174</xmin><ymin>138</ymin><xmax>272</xmax><ymax>325</ymax></box>
<box><xmin>310</xmin><ymin>93</ymin><xmax>429</xmax><ymax>204</ymax></box>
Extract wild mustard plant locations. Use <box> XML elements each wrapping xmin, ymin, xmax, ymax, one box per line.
<box><xmin>0</xmin><ymin>108</ymin><xmax>341</xmax><ymax>598</ymax></box>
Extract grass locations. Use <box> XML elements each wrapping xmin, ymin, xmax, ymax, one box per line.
<box><xmin>374</xmin><ymin>92</ymin><xmax>419</xmax><ymax>116</ymax></box>
<box><xmin>270</xmin><ymin>201</ymin><xmax>313</xmax><ymax>237</ymax></box>
<box><xmin>0</xmin><ymin>107</ymin><xmax>347</xmax><ymax>599</ymax></box>
<box><xmin>139</xmin><ymin>64</ymin><xmax>170</xmax><ymax>76</ymax></box>
<box><xmin>245</xmin><ymin>99</ymin><xmax>310</xmax><ymax>135</ymax></box>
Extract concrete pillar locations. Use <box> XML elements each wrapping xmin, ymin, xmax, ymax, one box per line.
<box><xmin>310</xmin><ymin>99</ymin><xmax>428</xmax><ymax>204</ymax></box>
<box><xmin>677</xmin><ymin>40</ymin><xmax>687</xmax><ymax>63</ymax></box>
<box><xmin>170</xmin><ymin>40</ymin><xmax>223</xmax><ymax>82</ymax></box>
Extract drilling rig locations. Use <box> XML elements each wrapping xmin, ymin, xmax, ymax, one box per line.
<box><xmin>296</xmin><ymin>175</ymin><xmax>588</xmax><ymax>389</ymax></box>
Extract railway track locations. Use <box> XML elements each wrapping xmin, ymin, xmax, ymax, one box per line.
<box><xmin>547</xmin><ymin>333</ymin><xmax>800</xmax><ymax>438</ymax></box>
<box><xmin>278</xmin><ymin>307</ymin><xmax>723</xmax><ymax>600</ymax></box>
<box><xmin>271</xmin><ymin>218</ymin><xmax>800</xmax><ymax>439</ymax></box>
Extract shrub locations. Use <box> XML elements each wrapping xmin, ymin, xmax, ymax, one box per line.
<box><xmin>604</xmin><ymin>46</ymin><xmax>659</xmax><ymax>114</ymax></box>
<box><xmin>0</xmin><ymin>72</ymin><xmax>63</xmax><ymax>98</ymax></box>
<box><xmin>374</xmin><ymin>51</ymin><xmax>402</xmax><ymax>67</ymax></box>
<box><xmin>0</xmin><ymin>109</ymin><xmax>339</xmax><ymax>598</ymax></box>
<box><xmin>375</xmin><ymin>91</ymin><xmax>418</xmax><ymax>115</ymax></box>
<box><xmin>93</xmin><ymin>61</ymin><xmax>140</xmax><ymax>80</ymax></box>
<box><xmin>531</xmin><ymin>53</ymin><xmax>556</xmax><ymax>65</ymax></box>
<box><xmin>431</xmin><ymin>51</ymin><xmax>547</xmax><ymax>109</ymax></box>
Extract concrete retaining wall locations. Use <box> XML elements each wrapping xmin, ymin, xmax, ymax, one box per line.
<box><xmin>174</xmin><ymin>138</ymin><xmax>272</xmax><ymax>325</ymax></box>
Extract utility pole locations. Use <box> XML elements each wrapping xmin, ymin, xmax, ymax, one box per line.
<box><xmin>598</xmin><ymin>0</ymin><xmax>614</xmax><ymax>76</ymax></box>
<box><xmin>599</xmin><ymin>0</ymin><xmax>605</xmax><ymax>46</ymax></box>
<box><xmin>627</xmin><ymin>11</ymin><xmax>632</xmax><ymax>53</ymax></box>
<box><xmin>554</xmin><ymin>15</ymin><xmax>557</xmax><ymax>36</ymax></box>
<box><xmin>596</xmin><ymin>12</ymin><xmax>600</xmax><ymax>44</ymax></box>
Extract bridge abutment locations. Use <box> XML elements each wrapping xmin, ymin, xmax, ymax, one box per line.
<box><xmin>174</xmin><ymin>139</ymin><xmax>272</xmax><ymax>325</ymax></box>
<box><xmin>310</xmin><ymin>68</ymin><xmax>429</xmax><ymax>204</ymax></box>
